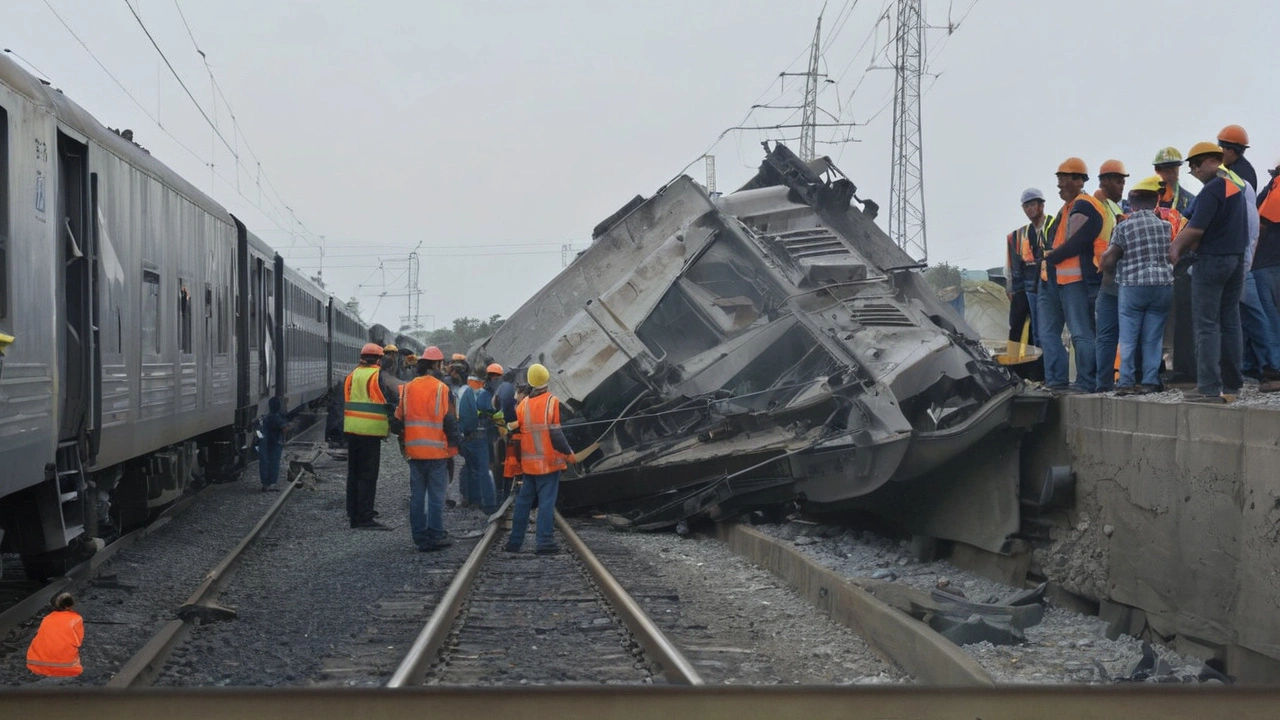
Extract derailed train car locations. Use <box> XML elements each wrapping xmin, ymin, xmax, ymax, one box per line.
<box><xmin>477</xmin><ymin>144</ymin><xmax>1048</xmax><ymax>549</ymax></box>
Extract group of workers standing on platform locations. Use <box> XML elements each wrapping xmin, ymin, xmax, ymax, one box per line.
<box><xmin>1005</xmin><ymin>125</ymin><xmax>1280</xmax><ymax>402</ymax></box>
<box><xmin>341</xmin><ymin>342</ymin><xmax>580</xmax><ymax>554</ymax></box>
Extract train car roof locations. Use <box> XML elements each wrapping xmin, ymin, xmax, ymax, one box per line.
<box><xmin>280</xmin><ymin>261</ymin><xmax>328</xmax><ymax>301</ymax></box>
<box><xmin>0</xmin><ymin>54</ymin><xmax>234</xmax><ymax>227</ymax></box>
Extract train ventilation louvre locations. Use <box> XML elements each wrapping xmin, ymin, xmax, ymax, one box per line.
<box><xmin>844</xmin><ymin>302</ymin><xmax>915</xmax><ymax>328</ymax></box>
<box><xmin>769</xmin><ymin>228</ymin><xmax>850</xmax><ymax>261</ymax></box>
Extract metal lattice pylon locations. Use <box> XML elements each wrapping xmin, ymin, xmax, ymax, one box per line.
<box><xmin>889</xmin><ymin>0</ymin><xmax>927</xmax><ymax>262</ymax></box>
<box><xmin>799</xmin><ymin>14</ymin><xmax>823</xmax><ymax>163</ymax></box>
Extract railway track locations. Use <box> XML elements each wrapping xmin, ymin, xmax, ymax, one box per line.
<box><xmin>388</xmin><ymin>507</ymin><xmax>702</xmax><ymax>687</ymax></box>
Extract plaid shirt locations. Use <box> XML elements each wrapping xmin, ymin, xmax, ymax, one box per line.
<box><xmin>1110</xmin><ymin>209</ymin><xmax>1174</xmax><ymax>286</ymax></box>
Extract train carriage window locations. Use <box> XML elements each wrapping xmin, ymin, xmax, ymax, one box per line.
<box><xmin>217</xmin><ymin>285</ymin><xmax>228</xmax><ymax>353</ymax></box>
<box><xmin>141</xmin><ymin>270</ymin><xmax>161</xmax><ymax>354</ymax></box>
<box><xmin>179</xmin><ymin>278</ymin><xmax>193</xmax><ymax>353</ymax></box>
<box><xmin>249</xmin><ymin>260</ymin><xmax>260</xmax><ymax>350</ymax></box>
<box><xmin>0</xmin><ymin>106</ymin><xmax>8</xmax><ymax>322</ymax></box>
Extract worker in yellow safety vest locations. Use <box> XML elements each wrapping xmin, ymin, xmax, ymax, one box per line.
<box><xmin>344</xmin><ymin>342</ymin><xmax>401</xmax><ymax>529</ymax></box>
<box><xmin>503</xmin><ymin>363</ymin><xmax>578</xmax><ymax>555</ymax></box>
<box><xmin>1093</xmin><ymin>159</ymin><xmax>1129</xmax><ymax>391</ymax></box>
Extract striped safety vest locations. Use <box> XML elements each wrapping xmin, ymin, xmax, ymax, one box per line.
<box><xmin>343</xmin><ymin>365</ymin><xmax>389</xmax><ymax>437</ymax></box>
<box><xmin>1045</xmin><ymin>192</ymin><xmax>1115</xmax><ymax>284</ymax></box>
<box><xmin>26</xmin><ymin>611</ymin><xmax>83</xmax><ymax>677</ymax></box>
<box><xmin>397</xmin><ymin>375</ymin><xmax>452</xmax><ymax>460</ymax></box>
<box><xmin>1093</xmin><ymin>193</ymin><xmax>1127</xmax><ymax>271</ymax></box>
<box><xmin>517</xmin><ymin>392</ymin><xmax>568</xmax><ymax>476</ymax></box>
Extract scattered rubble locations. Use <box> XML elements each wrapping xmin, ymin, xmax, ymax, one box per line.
<box><xmin>750</xmin><ymin>518</ymin><xmax>1211</xmax><ymax>684</ymax></box>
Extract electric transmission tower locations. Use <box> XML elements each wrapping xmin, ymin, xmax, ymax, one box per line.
<box><xmin>798</xmin><ymin>14</ymin><xmax>823</xmax><ymax>163</ymax></box>
<box><xmin>704</xmin><ymin>154</ymin><xmax>717</xmax><ymax>193</ymax></box>
<box><xmin>889</xmin><ymin>0</ymin><xmax>927</xmax><ymax>262</ymax></box>
<box><xmin>402</xmin><ymin>246</ymin><xmax>421</xmax><ymax>332</ymax></box>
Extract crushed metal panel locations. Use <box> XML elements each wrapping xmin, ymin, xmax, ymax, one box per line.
<box><xmin>477</xmin><ymin>143</ymin><xmax>1048</xmax><ymax>540</ymax></box>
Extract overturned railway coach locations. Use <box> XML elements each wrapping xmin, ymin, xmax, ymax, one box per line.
<box><xmin>478</xmin><ymin>144</ymin><xmax>1049</xmax><ymax>547</ymax></box>
<box><xmin>0</xmin><ymin>55</ymin><xmax>366</xmax><ymax>576</ymax></box>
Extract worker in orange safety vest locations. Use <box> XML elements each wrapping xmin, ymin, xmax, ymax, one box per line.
<box><xmin>503</xmin><ymin>363</ymin><xmax>578</xmax><ymax>555</ymax></box>
<box><xmin>396</xmin><ymin>346</ymin><xmax>462</xmax><ymax>551</ymax></box>
<box><xmin>27</xmin><ymin>592</ymin><xmax>83</xmax><ymax>677</ymax></box>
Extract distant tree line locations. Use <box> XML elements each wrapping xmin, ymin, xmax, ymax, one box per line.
<box><xmin>408</xmin><ymin>314</ymin><xmax>505</xmax><ymax>355</ymax></box>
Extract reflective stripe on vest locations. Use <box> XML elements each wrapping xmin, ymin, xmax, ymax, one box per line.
<box><xmin>399</xmin><ymin>376</ymin><xmax>451</xmax><ymax>460</ymax></box>
<box><xmin>26</xmin><ymin>611</ymin><xmax>83</xmax><ymax>677</ymax></box>
<box><xmin>1046</xmin><ymin>193</ymin><xmax>1114</xmax><ymax>284</ymax></box>
<box><xmin>1094</xmin><ymin>194</ymin><xmax>1125</xmax><ymax>270</ymax></box>
<box><xmin>344</xmin><ymin>366</ymin><xmax>389</xmax><ymax>436</ymax></box>
<box><xmin>518</xmin><ymin>393</ymin><xmax>567</xmax><ymax>476</ymax></box>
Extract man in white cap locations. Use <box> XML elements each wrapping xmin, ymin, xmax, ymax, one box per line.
<box><xmin>1005</xmin><ymin>188</ymin><xmax>1052</xmax><ymax>348</ymax></box>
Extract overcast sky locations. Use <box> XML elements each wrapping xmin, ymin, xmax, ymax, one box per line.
<box><xmin>8</xmin><ymin>0</ymin><xmax>1277</xmax><ymax>331</ymax></box>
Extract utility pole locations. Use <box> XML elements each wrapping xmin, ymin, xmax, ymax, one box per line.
<box><xmin>889</xmin><ymin>0</ymin><xmax>927</xmax><ymax>262</ymax></box>
<box><xmin>405</xmin><ymin>244</ymin><xmax>421</xmax><ymax>332</ymax></box>
<box><xmin>798</xmin><ymin>13</ymin><xmax>823</xmax><ymax>163</ymax></box>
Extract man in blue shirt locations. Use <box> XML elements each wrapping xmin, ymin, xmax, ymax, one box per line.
<box><xmin>1170</xmin><ymin>142</ymin><xmax>1249</xmax><ymax>402</ymax></box>
<box><xmin>453</xmin><ymin>363</ymin><xmax>498</xmax><ymax>515</ymax></box>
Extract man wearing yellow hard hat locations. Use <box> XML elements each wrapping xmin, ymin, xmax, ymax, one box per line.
<box><xmin>1169</xmin><ymin>142</ymin><xmax>1250</xmax><ymax>402</ymax></box>
<box><xmin>504</xmin><ymin>363</ymin><xmax>579</xmax><ymax>555</ymax></box>
<box><xmin>1100</xmin><ymin>176</ymin><xmax>1175</xmax><ymax>395</ymax></box>
<box><xmin>1092</xmin><ymin>160</ymin><xmax>1128</xmax><ymax>392</ymax></box>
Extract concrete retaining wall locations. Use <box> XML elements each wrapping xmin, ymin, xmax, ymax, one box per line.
<box><xmin>1028</xmin><ymin>396</ymin><xmax>1280</xmax><ymax>680</ymax></box>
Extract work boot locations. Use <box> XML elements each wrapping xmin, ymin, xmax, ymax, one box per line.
<box><xmin>535</xmin><ymin>545</ymin><xmax>561</xmax><ymax>556</ymax></box>
<box><xmin>1183</xmin><ymin>393</ymin><xmax>1227</xmax><ymax>404</ymax></box>
<box><xmin>502</xmin><ymin>544</ymin><xmax>521</xmax><ymax>553</ymax></box>
<box><xmin>355</xmin><ymin>520</ymin><xmax>392</xmax><ymax>531</ymax></box>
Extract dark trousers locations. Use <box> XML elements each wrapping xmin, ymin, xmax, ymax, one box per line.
<box><xmin>258</xmin><ymin>441</ymin><xmax>283</xmax><ymax>487</ymax></box>
<box><xmin>346</xmin><ymin>433</ymin><xmax>382</xmax><ymax>525</ymax></box>
<box><xmin>1008</xmin><ymin>290</ymin><xmax>1033</xmax><ymax>342</ymax></box>
<box><xmin>1192</xmin><ymin>254</ymin><xmax>1245</xmax><ymax>396</ymax></box>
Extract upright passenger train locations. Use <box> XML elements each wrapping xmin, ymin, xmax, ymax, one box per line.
<box><xmin>0</xmin><ymin>54</ymin><xmax>366</xmax><ymax>578</ymax></box>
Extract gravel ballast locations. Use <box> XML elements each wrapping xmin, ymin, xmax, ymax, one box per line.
<box><xmin>750</xmin><ymin>519</ymin><xmax>1207</xmax><ymax>684</ymax></box>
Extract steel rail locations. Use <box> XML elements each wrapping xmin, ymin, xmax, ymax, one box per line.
<box><xmin>555</xmin><ymin>512</ymin><xmax>705</xmax><ymax>685</ymax></box>
<box><xmin>0</xmin><ymin>494</ymin><xmax>196</xmax><ymax>640</ymax></box>
<box><xmin>386</xmin><ymin>493</ymin><xmax>514</xmax><ymax>687</ymax></box>
<box><xmin>105</xmin><ymin>448</ymin><xmax>315</xmax><ymax>688</ymax></box>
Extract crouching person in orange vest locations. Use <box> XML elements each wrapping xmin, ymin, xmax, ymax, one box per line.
<box><xmin>27</xmin><ymin>592</ymin><xmax>83</xmax><ymax>677</ymax></box>
<box><xmin>504</xmin><ymin>363</ymin><xmax>577</xmax><ymax>556</ymax></box>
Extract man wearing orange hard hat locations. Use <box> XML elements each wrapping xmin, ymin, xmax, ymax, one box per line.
<box><xmin>1169</xmin><ymin>142</ymin><xmax>1250</xmax><ymax>402</ymax></box>
<box><xmin>1218</xmin><ymin>124</ymin><xmax>1256</xmax><ymax>191</ymax></box>
<box><xmin>343</xmin><ymin>342</ymin><xmax>403</xmax><ymax>529</ymax></box>
<box><xmin>1037</xmin><ymin>157</ymin><xmax>1114</xmax><ymax>392</ymax></box>
<box><xmin>1093</xmin><ymin>160</ymin><xmax>1129</xmax><ymax>392</ymax></box>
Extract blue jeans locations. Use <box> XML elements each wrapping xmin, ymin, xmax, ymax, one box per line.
<box><xmin>460</xmin><ymin>438</ymin><xmax>498</xmax><ymax>514</ymax></box>
<box><xmin>1254</xmin><ymin>266</ymin><xmax>1280</xmax><ymax>369</ymax></box>
<box><xmin>507</xmin><ymin>471</ymin><xmax>561</xmax><ymax>550</ymax></box>
<box><xmin>258</xmin><ymin>442</ymin><xmax>283</xmax><ymax>487</ymax></box>
<box><xmin>1118</xmin><ymin>285</ymin><xmax>1172</xmax><ymax>387</ymax></box>
<box><xmin>1191</xmin><ymin>254</ymin><xmax>1245</xmax><ymax>395</ymax></box>
<box><xmin>1038</xmin><ymin>281</ymin><xmax>1096</xmax><ymax>390</ymax></box>
<box><xmin>1240</xmin><ymin>272</ymin><xmax>1280</xmax><ymax>373</ymax></box>
<box><xmin>1094</xmin><ymin>290</ymin><xmax>1119</xmax><ymax>391</ymax></box>
<box><xmin>1037</xmin><ymin>282</ymin><xmax>1068</xmax><ymax>386</ymax></box>
<box><xmin>408</xmin><ymin>458</ymin><xmax>449</xmax><ymax>546</ymax></box>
